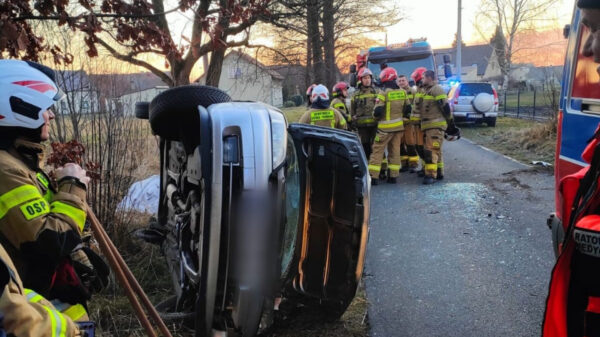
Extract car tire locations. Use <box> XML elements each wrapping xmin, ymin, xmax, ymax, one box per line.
<box><xmin>485</xmin><ymin>117</ymin><xmax>497</xmax><ymax>127</ymax></box>
<box><xmin>149</xmin><ymin>85</ymin><xmax>231</xmax><ymax>141</ymax></box>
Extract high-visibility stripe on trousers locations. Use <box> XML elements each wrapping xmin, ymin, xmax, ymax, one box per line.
<box><xmin>423</xmin><ymin>128</ymin><xmax>444</xmax><ymax>178</ymax></box>
<box><xmin>369</xmin><ymin>131</ymin><xmax>404</xmax><ymax>179</ymax></box>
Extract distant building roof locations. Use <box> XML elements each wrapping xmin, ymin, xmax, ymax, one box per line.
<box><xmin>196</xmin><ymin>50</ymin><xmax>284</xmax><ymax>82</ymax></box>
<box><xmin>434</xmin><ymin>44</ymin><xmax>494</xmax><ymax>76</ymax></box>
<box><xmin>56</xmin><ymin>70</ymin><xmax>91</xmax><ymax>92</ymax></box>
<box><xmin>90</xmin><ymin>72</ymin><xmax>167</xmax><ymax>96</ymax></box>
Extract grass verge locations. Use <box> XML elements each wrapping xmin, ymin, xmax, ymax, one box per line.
<box><xmin>458</xmin><ymin>117</ymin><xmax>556</xmax><ymax>165</ymax></box>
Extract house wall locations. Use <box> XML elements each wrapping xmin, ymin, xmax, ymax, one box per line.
<box><xmin>118</xmin><ymin>87</ymin><xmax>168</xmax><ymax>116</ymax></box>
<box><xmin>200</xmin><ymin>54</ymin><xmax>284</xmax><ymax>107</ymax></box>
<box><xmin>56</xmin><ymin>89</ymin><xmax>101</xmax><ymax>115</ymax></box>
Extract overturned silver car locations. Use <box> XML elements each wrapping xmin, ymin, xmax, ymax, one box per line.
<box><xmin>136</xmin><ymin>85</ymin><xmax>370</xmax><ymax>337</ymax></box>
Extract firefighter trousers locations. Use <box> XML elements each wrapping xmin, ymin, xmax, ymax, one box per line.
<box><xmin>405</xmin><ymin>123</ymin><xmax>424</xmax><ymax>169</ymax></box>
<box><xmin>369</xmin><ymin>131</ymin><xmax>404</xmax><ymax>179</ymax></box>
<box><xmin>423</xmin><ymin>128</ymin><xmax>444</xmax><ymax>179</ymax></box>
<box><xmin>357</xmin><ymin>126</ymin><xmax>377</xmax><ymax>160</ymax></box>
<box><xmin>400</xmin><ymin>132</ymin><xmax>409</xmax><ymax>169</ymax></box>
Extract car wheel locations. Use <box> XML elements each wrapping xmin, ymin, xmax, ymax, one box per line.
<box><xmin>472</xmin><ymin>93</ymin><xmax>494</xmax><ymax>113</ymax></box>
<box><xmin>149</xmin><ymin>85</ymin><xmax>231</xmax><ymax>141</ymax></box>
<box><xmin>485</xmin><ymin>117</ymin><xmax>497</xmax><ymax>127</ymax></box>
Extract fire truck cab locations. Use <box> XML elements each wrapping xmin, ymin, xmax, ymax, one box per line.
<box><xmin>549</xmin><ymin>4</ymin><xmax>600</xmax><ymax>257</ymax></box>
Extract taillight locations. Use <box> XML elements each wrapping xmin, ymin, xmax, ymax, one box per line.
<box><xmin>492</xmin><ymin>88</ymin><xmax>498</xmax><ymax>105</ymax></box>
<box><xmin>453</xmin><ymin>87</ymin><xmax>460</xmax><ymax>104</ymax></box>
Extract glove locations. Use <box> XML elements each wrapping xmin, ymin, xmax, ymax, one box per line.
<box><xmin>403</xmin><ymin>104</ymin><xmax>412</xmax><ymax>118</ymax></box>
<box><xmin>50</xmin><ymin>259</ymin><xmax>92</xmax><ymax>305</ymax></box>
<box><xmin>445</xmin><ymin>121</ymin><xmax>461</xmax><ymax>141</ymax></box>
<box><xmin>373</xmin><ymin>105</ymin><xmax>384</xmax><ymax>119</ymax></box>
<box><xmin>56</xmin><ymin>163</ymin><xmax>90</xmax><ymax>188</ymax></box>
<box><xmin>71</xmin><ymin>247</ymin><xmax>110</xmax><ymax>294</ymax></box>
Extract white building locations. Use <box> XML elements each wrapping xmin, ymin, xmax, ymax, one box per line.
<box><xmin>197</xmin><ymin>51</ymin><xmax>284</xmax><ymax>107</ymax></box>
<box><xmin>118</xmin><ymin>86</ymin><xmax>169</xmax><ymax>116</ymax></box>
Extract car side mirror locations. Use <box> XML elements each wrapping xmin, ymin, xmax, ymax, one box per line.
<box><xmin>563</xmin><ymin>24</ymin><xmax>570</xmax><ymax>39</ymax></box>
<box><xmin>350</xmin><ymin>72</ymin><xmax>357</xmax><ymax>88</ymax></box>
<box><xmin>135</xmin><ymin>102</ymin><xmax>149</xmax><ymax>120</ymax></box>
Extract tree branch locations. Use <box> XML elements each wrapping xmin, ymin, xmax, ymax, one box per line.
<box><xmin>96</xmin><ymin>37</ymin><xmax>174</xmax><ymax>87</ymax></box>
<box><xmin>14</xmin><ymin>7</ymin><xmax>180</xmax><ymax>21</ymax></box>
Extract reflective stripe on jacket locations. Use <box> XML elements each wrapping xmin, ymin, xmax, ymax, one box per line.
<box><xmin>298</xmin><ymin>108</ymin><xmax>348</xmax><ymax>130</ymax></box>
<box><xmin>420</xmin><ymin>84</ymin><xmax>449</xmax><ymax>131</ymax></box>
<box><xmin>377</xmin><ymin>88</ymin><xmax>407</xmax><ymax>132</ymax></box>
<box><xmin>0</xmin><ymin>139</ymin><xmax>86</xmax><ymax>296</ymax></box>
<box><xmin>0</xmin><ymin>243</ymin><xmax>80</xmax><ymax>337</ymax></box>
<box><xmin>350</xmin><ymin>87</ymin><xmax>385</xmax><ymax>127</ymax></box>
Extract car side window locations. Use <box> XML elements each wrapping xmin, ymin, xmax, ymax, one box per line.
<box><xmin>571</xmin><ymin>24</ymin><xmax>600</xmax><ymax>99</ymax></box>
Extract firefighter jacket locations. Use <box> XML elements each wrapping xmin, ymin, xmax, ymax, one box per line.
<box><xmin>411</xmin><ymin>86</ymin><xmax>424</xmax><ymax>125</ymax></box>
<box><xmin>0</xmin><ymin>243</ymin><xmax>81</xmax><ymax>337</ymax></box>
<box><xmin>401</xmin><ymin>86</ymin><xmax>416</xmax><ymax>123</ymax></box>
<box><xmin>350</xmin><ymin>86</ymin><xmax>385</xmax><ymax>128</ymax></box>
<box><xmin>299</xmin><ymin>108</ymin><xmax>348</xmax><ymax>130</ymax></box>
<box><xmin>330</xmin><ymin>97</ymin><xmax>349</xmax><ymax>120</ymax></box>
<box><xmin>419</xmin><ymin>83</ymin><xmax>450</xmax><ymax>131</ymax></box>
<box><xmin>376</xmin><ymin>88</ymin><xmax>408</xmax><ymax>133</ymax></box>
<box><xmin>0</xmin><ymin>139</ymin><xmax>87</xmax><ymax>297</ymax></box>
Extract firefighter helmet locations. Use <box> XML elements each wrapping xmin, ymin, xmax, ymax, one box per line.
<box><xmin>358</xmin><ymin>68</ymin><xmax>373</xmax><ymax>79</ymax></box>
<box><xmin>379</xmin><ymin>67</ymin><xmax>398</xmax><ymax>83</ymax></box>
<box><xmin>0</xmin><ymin>60</ymin><xmax>64</xmax><ymax>130</ymax></box>
<box><xmin>411</xmin><ymin>67</ymin><xmax>427</xmax><ymax>84</ymax></box>
<box><xmin>306</xmin><ymin>84</ymin><xmax>317</xmax><ymax>96</ymax></box>
<box><xmin>310</xmin><ymin>84</ymin><xmax>329</xmax><ymax>102</ymax></box>
<box><xmin>332</xmin><ymin>82</ymin><xmax>349</xmax><ymax>97</ymax></box>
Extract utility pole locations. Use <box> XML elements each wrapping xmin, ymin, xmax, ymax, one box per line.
<box><xmin>457</xmin><ymin>0</ymin><xmax>462</xmax><ymax>81</ymax></box>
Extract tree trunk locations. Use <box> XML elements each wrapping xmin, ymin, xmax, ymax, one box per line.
<box><xmin>206</xmin><ymin>47</ymin><xmax>226</xmax><ymax>87</ymax></box>
<box><xmin>306</xmin><ymin>37</ymin><xmax>313</xmax><ymax>88</ymax></box>
<box><xmin>322</xmin><ymin>0</ymin><xmax>336</xmax><ymax>90</ymax></box>
<box><xmin>307</xmin><ymin>0</ymin><xmax>324</xmax><ymax>84</ymax></box>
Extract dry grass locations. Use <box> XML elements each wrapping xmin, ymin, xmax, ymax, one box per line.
<box><xmin>459</xmin><ymin>117</ymin><xmax>556</xmax><ymax>165</ymax></box>
<box><xmin>281</xmin><ymin>106</ymin><xmax>308</xmax><ymax>124</ymax></box>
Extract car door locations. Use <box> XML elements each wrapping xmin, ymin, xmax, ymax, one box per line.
<box><xmin>284</xmin><ymin>123</ymin><xmax>370</xmax><ymax>317</ymax></box>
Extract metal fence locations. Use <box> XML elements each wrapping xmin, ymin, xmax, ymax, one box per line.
<box><xmin>497</xmin><ymin>89</ymin><xmax>559</xmax><ymax>121</ymax></box>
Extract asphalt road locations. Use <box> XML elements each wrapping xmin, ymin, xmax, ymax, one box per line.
<box><xmin>365</xmin><ymin>138</ymin><xmax>556</xmax><ymax>337</ymax></box>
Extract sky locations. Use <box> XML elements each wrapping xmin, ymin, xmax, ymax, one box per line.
<box><xmin>382</xmin><ymin>0</ymin><xmax>576</xmax><ymax>48</ymax></box>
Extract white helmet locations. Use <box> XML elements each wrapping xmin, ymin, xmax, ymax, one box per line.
<box><xmin>0</xmin><ymin>60</ymin><xmax>64</xmax><ymax>130</ymax></box>
<box><xmin>310</xmin><ymin>84</ymin><xmax>329</xmax><ymax>102</ymax></box>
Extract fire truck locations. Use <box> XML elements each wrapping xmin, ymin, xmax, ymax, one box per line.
<box><xmin>548</xmin><ymin>4</ymin><xmax>600</xmax><ymax>257</ymax></box>
<box><xmin>349</xmin><ymin>38</ymin><xmax>440</xmax><ymax>87</ymax></box>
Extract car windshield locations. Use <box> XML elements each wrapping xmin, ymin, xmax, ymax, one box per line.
<box><xmin>368</xmin><ymin>55</ymin><xmax>435</xmax><ymax>80</ymax></box>
<box><xmin>459</xmin><ymin>83</ymin><xmax>493</xmax><ymax>96</ymax></box>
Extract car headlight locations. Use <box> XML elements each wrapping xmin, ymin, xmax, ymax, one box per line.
<box><xmin>269</xmin><ymin>109</ymin><xmax>287</xmax><ymax>169</ymax></box>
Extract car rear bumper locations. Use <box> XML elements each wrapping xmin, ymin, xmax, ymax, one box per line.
<box><xmin>453</xmin><ymin>111</ymin><xmax>498</xmax><ymax>119</ymax></box>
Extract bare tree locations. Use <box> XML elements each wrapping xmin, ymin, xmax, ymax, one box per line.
<box><xmin>476</xmin><ymin>0</ymin><xmax>556</xmax><ymax>88</ymax></box>
<box><xmin>3</xmin><ymin>0</ymin><xmax>270</xmax><ymax>87</ymax></box>
<box><xmin>261</xmin><ymin>0</ymin><xmax>401</xmax><ymax>88</ymax></box>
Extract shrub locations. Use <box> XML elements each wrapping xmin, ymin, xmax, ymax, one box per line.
<box><xmin>290</xmin><ymin>95</ymin><xmax>304</xmax><ymax>107</ymax></box>
<box><xmin>284</xmin><ymin>100</ymin><xmax>295</xmax><ymax>108</ymax></box>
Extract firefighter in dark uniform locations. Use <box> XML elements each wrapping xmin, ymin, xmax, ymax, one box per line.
<box><xmin>350</xmin><ymin>68</ymin><xmax>385</xmax><ymax>159</ymax></box>
<box><xmin>331</xmin><ymin>81</ymin><xmax>351</xmax><ymax>126</ymax></box>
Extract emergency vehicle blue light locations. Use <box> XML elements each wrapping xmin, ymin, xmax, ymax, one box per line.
<box><xmin>448</xmin><ymin>80</ymin><xmax>460</xmax><ymax>87</ymax></box>
<box><xmin>369</xmin><ymin>47</ymin><xmax>386</xmax><ymax>52</ymax></box>
<box><xmin>412</xmin><ymin>41</ymin><xmax>430</xmax><ymax>48</ymax></box>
